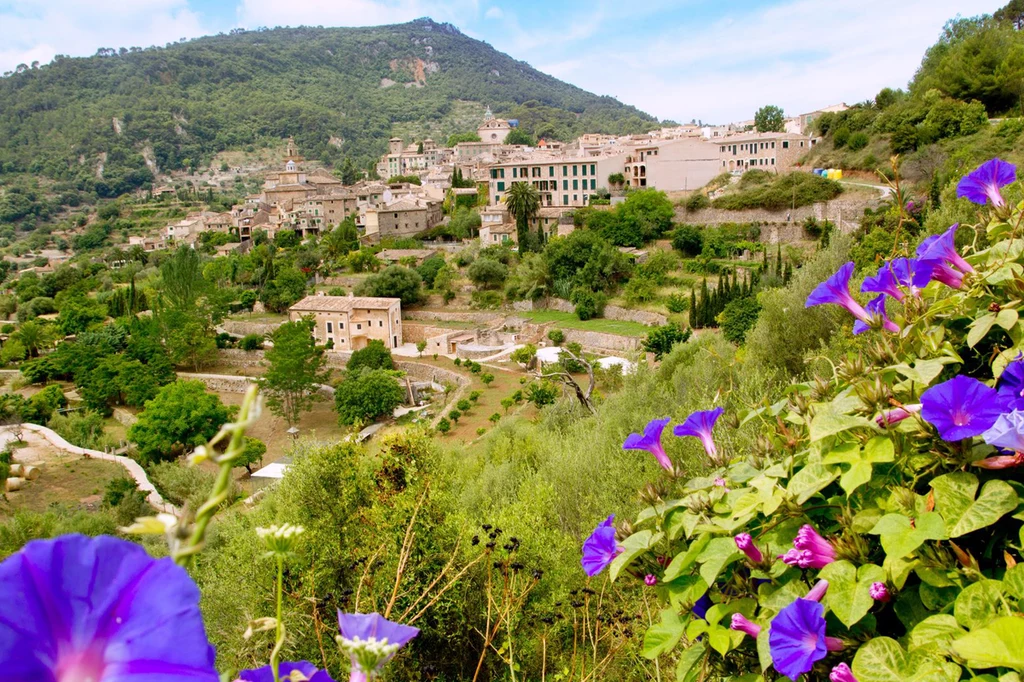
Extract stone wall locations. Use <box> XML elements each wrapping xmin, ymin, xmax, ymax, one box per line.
<box><xmin>221</xmin><ymin>320</ymin><xmax>285</xmax><ymax>338</ymax></box>
<box><xmin>217</xmin><ymin>348</ymin><xmax>267</xmax><ymax>369</ymax></box>
<box><xmin>563</xmin><ymin>329</ymin><xmax>642</xmax><ymax>352</ymax></box>
<box><xmin>404</xmin><ymin>309</ymin><xmax>502</xmax><ymax>324</ymax></box>
<box><xmin>395</xmin><ymin>361</ymin><xmax>471</xmax><ymax>388</ymax></box>
<box><xmin>179</xmin><ymin>373</ymin><xmax>258</xmax><ymax>394</ymax></box>
<box><xmin>674</xmin><ymin>195</ymin><xmax>879</xmax><ymax>242</ymax></box>
<box><xmin>403</xmin><ymin>322</ymin><xmax>453</xmax><ymax>344</ymax></box>
<box><xmin>527</xmin><ymin>298</ymin><xmax>667</xmax><ymax>326</ymax></box>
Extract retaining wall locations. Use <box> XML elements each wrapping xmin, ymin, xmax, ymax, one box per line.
<box><xmin>519</xmin><ymin>298</ymin><xmax>667</xmax><ymax>326</ymax></box>
<box><xmin>675</xmin><ymin>195</ymin><xmax>878</xmax><ymax>242</ymax></box>
<box><xmin>563</xmin><ymin>329</ymin><xmax>642</xmax><ymax>352</ymax></box>
<box><xmin>403</xmin><ymin>322</ymin><xmax>454</xmax><ymax>344</ymax></box>
<box><xmin>222</xmin><ymin>320</ymin><xmax>285</xmax><ymax>338</ymax></box>
<box><xmin>404</xmin><ymin>310</ymin><xmax>502</xmax><ymax>324</ymax></box>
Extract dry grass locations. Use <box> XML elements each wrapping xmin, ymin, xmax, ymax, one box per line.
<box><xmin>0</xmin><ymin>455</ymin><xmax>124</xmax><ymax>515</ymax></box>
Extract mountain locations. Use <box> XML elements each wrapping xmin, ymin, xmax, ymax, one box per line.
<box><xmin>0</xmin><ymin>18</ymin><xmax>659</xmax><ymax>195</ymax></box>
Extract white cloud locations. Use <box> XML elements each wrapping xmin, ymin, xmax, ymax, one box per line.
<box><xmin>0</xmin><ymin>0</ymin><xmax>208</xmax><ymax>73</ymax></box>
<box><xmin>485</xmin><ymin>6</ymin><xmax>503</xmax><ymax>20</ymax></box>
<box><xmin>235</xmin><ymin>0</ymin><xmax>478</xmax><ymax>29</ymax></box>
<box><xmin>546</xmin><ymin>0</ymin><xmax>1006</xmax><ymax>123</ymax></box>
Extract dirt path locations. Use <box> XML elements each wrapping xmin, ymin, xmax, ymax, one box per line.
<box><xmin>1</xmin><ymin>424</ymin><xmax>178</xmax><ymax>515</ymax></box>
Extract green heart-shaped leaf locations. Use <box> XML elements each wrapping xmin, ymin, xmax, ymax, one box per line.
<box><xmin>954</xmin><ymin>580</ymin><xmax>1009</xmax><ymax>630</ymax></box>
<box><xmin>930</xmin><ymin>472</ymin><xmax>1017</xmax><ymax>538</ymax></box>
<box><xmin>852</xmin><ymin>637</ymin><xmax>961</xmax><ymax>682</ymax></box>
<box><xmin>869</xmin><ymin>512</ymin><xmax>947</xmax><ymax>559</ymax></box>
<box><xmin>819</xmin><ymin>560</ymin><xmax>886</xmax><ymax>627</ymax></box>
<box><xmin>642</xmin><ymin>608</ymin><xmax>684</xmax><ymax>659</ymax></box>
<box><xmin>952</xmin><ymin>617</ymin><xmax>1024</xmax><ymax>670</ymax></box>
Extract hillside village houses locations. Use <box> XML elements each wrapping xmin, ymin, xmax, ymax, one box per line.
<box><xmin>140</xmin><ymin>106</ymin><xmax>831</xmax><ymax>255</ymax></box>
<box><xmin>289</xmin><ymin>293</ymin><xmax>403</xmax><ymax>350</ymax></box>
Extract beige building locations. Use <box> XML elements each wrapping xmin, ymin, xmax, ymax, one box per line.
<box><xmin>478</xmin><ymin>108</ymin><xmax>512</xmax><ymax>143</ymax></box>
<box><xmin>486</xmin><ymin>153</ymin><xmax>626</xmax><ymax>208</ymax></box>
<box><xmin>289</xmin><ymin>294</ymin><xmax>403</xmax><ymax>350</ymax></box>
<box><xmin>717</xmin><ymin>132</ymin><xmax>813</xmax><ymax>173</ymax></box>
<box><xmin>622</xmin><ymin>137</ymin><xmax>721</xmax><ymax>190</ymax></box>
<box><xmin>362</xmin><ymin>197</ymin><xmax>443</xmax><ymax>243</ymax></box>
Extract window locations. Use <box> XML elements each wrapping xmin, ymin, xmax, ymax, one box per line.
<box><xmin>512</xmin><ymin>167</ymin><xmax>517</xmax><ymax>178</ymax></box>
<box><xmin>326</xmin><ymin>322</ymin><xmax>333</xmax><ymax>334</ymax></box>
<box><xmin>340</xmin><ymin>322</ymin><xmax>345</xmax><ymax>329</ymax></box>
<box><xmin>549</xmin><ymin>166</ymin><xmax>554</xmax><ymax>177</ymax></box>
<box><xmin>563</xmin><ymin>165</ymin><xmax>568</xmax><ymax>175</ymax></box>
<box><xmin>573</xmin><ymin>179</ymin><xmax>578</xmax><ymax>190</ymax></box>
<box><xmin>573</xmin><ymin>165</ymin><xmax>578</xmax><ymax>176</ymax></box>
<box><xmin>771</xmin><ymin>142</ymin><xmax>776</xmax><ymax>149</ymax></box>
<box><xmin>497</xmin><ymin>181</ymin><xmax>505</xmax><ymax>191</ymax></box>
<box><xmin>563</xmin><ymin>179</ymin><xmax>568</xmax><ymax>190</ymax></box>
<box><xmin>581</xmin><ymin>164</ymin><xmax>587</xmax><ymax>176</ymax></box>
<box><xmin>771</xmin><ymin>158</ymin><xmax>776</xmax><ymax>165</ymax></box>
<box><xmin>783</xmin><ymin>141</ymin><xmax>789</xmax><ymax>149</ymax></box>
<box><xmin>379</xmin><ymin>321</ymin><xmax>383</xmax><ymax>327</ymax></box>
<box><xmin>563</xmin><ymin>195</ymin><xmax>569</xmax><ymax>205</ymax></box>
<box><xmin>394</xmin><ymin>213</ymin><xmax>398</xmax><ymax>218</ymax></box>
<box><xmin>590</xmin><ymin>179</ymin><xmax>596</xmax><ymax>190</ymax></box>
<box><xmin>357</xmin><ymin>324</ymin><xmax>362</xmax><ymax>330</ymax></box>
<box><xmin>573</xmin><ymin>194</ymin><xmax>578</xmax><ymax>202</ymax></box>
<box><xmin>590</xmin><ymin>164</ymin><xmax>596</xmax><ymax>175</ymax></box>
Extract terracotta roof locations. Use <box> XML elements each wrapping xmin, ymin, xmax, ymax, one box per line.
<box><xmin>290</xmin><ymin>295</ymin><xmax>400</xmax><ymax>313</ymax></box>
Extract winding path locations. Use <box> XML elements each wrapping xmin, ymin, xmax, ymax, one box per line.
<box><xmin>1</xmin><ymin>424</ymin><xmax>178</xmax><ymax>515</ymax></box>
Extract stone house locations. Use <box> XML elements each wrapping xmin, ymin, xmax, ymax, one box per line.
<box><xmin>289</xmin><ymin>294</ymin><xmax>403</xmax><ymax>351</ymax></box>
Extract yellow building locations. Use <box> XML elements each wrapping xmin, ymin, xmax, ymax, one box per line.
<box><xmin>289</xmin><ymin>294</ymin><xmax>403</xmax><ymax>350</ymax></box>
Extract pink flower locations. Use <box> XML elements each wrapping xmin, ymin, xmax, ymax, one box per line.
<box><xmin>869</xmin><ymin>582</ymin><xmax>891</xmax><ymax>602</ymax></box>
<box><xmin>876</xmin><ymin>403</ymin><xmax>921</xmax><ymax>427</ymax></box>
<box><xmin>734</xmin><ymin>533</ymin><xmax>764</xmax><ymax>563</ymax></box>
<box><xmin>644</xmin><ymin>574</ymin><xmax>657</xmax><ymax>586</ymax></box>
<box><xmin>973</xmin><ymin>453</ymin><xmax>1024</xmax><ymax>469</ymax></box>
<box><xmin>806</xmin><ymin>580</ymin><xmax>829</xmax><ymax>603</ymax></box>
<box><xmin>831</xmin><ymin>662</ymin><xmax>858</xmax><ymax>682</ymax></box>
<box><xmin>730</xmin><ymin>613</ymin><xmax>762</xmax><ymax>639</ymax></box>
<box><xmin>780</xmin><ymin>525</ymin><xmax>836</xmax><ymax>569</ymax></box>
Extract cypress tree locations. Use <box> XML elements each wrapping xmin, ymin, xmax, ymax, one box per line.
<box><xmin>690</xmin><ymin>288</ymin><xmax>698</xmax><ymax>325</ymax></box>
<box><xmin>776</xmin><ymin>244</ymin><xmax>782</xmax><ymax>278</ymax></box>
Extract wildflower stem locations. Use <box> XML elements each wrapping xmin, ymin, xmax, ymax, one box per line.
<box><xmin>271</xmin><ymin>554</ymin><xmax>285</xmax><ymax>682</ymax></box>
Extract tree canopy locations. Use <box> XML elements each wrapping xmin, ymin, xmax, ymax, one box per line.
<box><xmin>127</xmin><ymin>380</ymin><xmax>231</xmax><ymax>464</ymax></box>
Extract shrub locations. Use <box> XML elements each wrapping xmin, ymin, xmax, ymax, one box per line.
<box><xmin>570</xmin><ymin>288</ymin><xmax>607</xmax><ymax>321</ymax></box>
<box><xmin>467</xmin><ymin>258</ymin><xmax>508</xmax><ymax>290</ymax></box>
<box><xmin>436</xmin><ymin>417</ymin><xmax>450</xmax><ymax>434</ymax></box>
<box><xmin>334</xmin><ymin>368</ymin><xmax>404</xmax><ymax>425</ymax></box>
<box><xmin>547</xmin><ymin>328</ymin><xmax>565</xmax><ymax>345</ymax></box>
<box><xmin>239</xmin><ymin>334</ymin><xmax>264</xmax><ymax>351</ymax></box>
<box><xmin>712</xmin><ymin>173</ymin><xmax>842</xmax><ymax>211</ymax></box>
<box><xmin>150</xmin><ymin>461</ymin><xmax>240</xmax><ymax>511</ymax></box>
<box><xmin>666</xmin><ymin>293</ymin><xmax>690</xmax><ymax>313</ymax></box>
<box><xmin>525</xmin><ymin>381</ymin><xmax>557</xmax><ymax>407</ymax></box>
<box><xmin>447</xmin><ymin>409</ymin><xmax>461</xmax><ymax>423</ymax></box>
<box><xmin>469</xmin><ymin>390</ymin><xmax>482</xmax><ymax>402</ymax></box>
<box><xmin>719</xmin><ymin>296</ymin><xmax>762</xmax><ymax>344</ymax></box>
<box><xmin>832</xmin><ymin>125</ymin><xmax>851</xmax><ymax>148</ymax></box>
<box><xmin>672</xmin><ymin>225</ymin><xmax>704</xmax><ymax>257</ymax></box>
<box><xmin>480</xmin><ymin>372</ymin><xmax>495</xmax><ymax>386</ymax></box>
<box><xmin>347</xmin><ymin>339</ymin><xmax>394</xmax><ymax>372</ymax></box>
<box><xmin>510</xmin><ymin>344</ymin><xmax>537</xmax><ymax>367</ymax></box>
<box><xmin>846</xmin><ymin>131</ymin><xmax>869</xmax><ymax>150</ymax></box>
<box><xmin>354</xmin><ymin>265</ymin><xmax>422</xmax><ymax>305</ymax></box>
<box><xmin>641</xmin><ymin>323</ymin><xmax>692</xmax><ymax>360</ymax></box>
<box><xmin>456</xmin><ymin>399</ymin><xmax>471</xmax><ymax>412</ymax></box>
<box><xmin>684</xmin><ymin>193</ymin><xmax>710</xmax><ymax>212</ymax></box>
<box><xmin>470</xmin><ymin>290</ymin><xmax>502</xmax><ymax>309</ymax></box>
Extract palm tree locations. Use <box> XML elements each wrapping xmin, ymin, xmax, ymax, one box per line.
<box><xmin>504</xmin><ymin>182</ymin><xmax>541</xmax><ymax>252</ymax></box>
<box><xmin>12</xmin><ymin>320</ymin><xmax>54</xmax><ymax>358</ymax></box>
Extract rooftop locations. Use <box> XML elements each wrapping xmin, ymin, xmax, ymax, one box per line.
<box><xmin>290</xmin><ymin>295</ymin><xmax>401</xmax><ymax>313</ymax></box>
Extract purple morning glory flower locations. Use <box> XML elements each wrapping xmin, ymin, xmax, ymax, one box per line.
<box><xmin>982</xmin><ymin>410</ymin><xmax>1024</xmax><ymax>454</ymax></box>
<box><xmin>623</xmin><ymin>417</ymin><xmax>673</xmax><ymax>471</ymax></box>
<box><xmin>692</xmin><ymin>593</ymin><xmax>713</xmax><ymax>620</ymax></box>
<box><xmin>673</xmin><ymin>407</ymin><xmax>725</xmax><ymax>461</ymax></box>
<box><xmin>956</xmin><ymin>158</ymin><xmax>1016</xmax><ymax>207</ymax></box>
<box><xmin>780</xmin><ymin>525</ymin><xmax>836</xmax><ymax>569</ymax></box>
<box><xmin>0</xmin><ymin>534</ymin><xmax>218</xmax><ymax>682</ymax></box>
<box><xmin>769</xmin><ymin>599</ymin><xmax>830</xmax><ymax>680</ymax></box>
<box><xmin>644</xmin><ymin>574</ymin><xmax>657</xmax><ymax>586</ymax></box>
<box><xmin>861</xmin><ymin>258</ymin><xmax>933</xmax><ymax>300</ymax></box>
<box><xmin>831</xmin><ymin>662</ymin><xmax>858</xmax><ymax>682</ymax></box>
<box><xmin>730</xmin><ymin>613</ymin><xmax>762</xmax><ymax>638</ymax></box>
<box><xmin>581</xmin><ymin>515</ymin><xmax>621</xmax><ymax>577</ymax></box>
<box><xmin>805</xmin><ymin>262</ymin><xmax>871</xmax><ymax>324</ymax></box>
<box><xmin>998</xmin><ymin>357</ymin><xmax>1024</xmax><ymax>410</ymax></box>
<box><xmin>852</xmin><ymin>294</ymin><xmax>900</xmax><ymax>335</ymax></box>
<box><xmin>239</xmin><ymin>662</ymin><xmax>335</xmax><ymax>682</ymax></box>
<box><xmin>921</xmin><ymin>375</ymin><xmax>1005</xmax><ymax>442</ymax></box>
<box><xmin>337</xmin><ymin>611</ymin><xmax>419</xmax><ymax>682</ymax></box>
<box><xmin>917</xmin><ymin>224</ymin><xmax>974</xmax><ymax>274</ymax></box>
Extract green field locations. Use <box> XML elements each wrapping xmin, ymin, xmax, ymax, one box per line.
<box><xmin>517</xmin><ymin>310</ymin><xmax>652</xmax><ymax>337</ymax></box>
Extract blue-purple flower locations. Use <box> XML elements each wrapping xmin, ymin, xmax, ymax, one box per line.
<box><xmin>806</xmin><ymin>262</ymin><xmax>871</xmax><ymax>324</ymax></box>
<box><xmin>239</xmin><ymin>662</ymin><xmax>335</xmax><ymax>682</ymax></box>
<box><xmin>623</xmin><ymin>417</ymin><xmax>673</xmax><ymax>471</ymax></box>
<box><xmin>977</xmin><ymin>411</ymin><xmax>1024</xmax><ymax>468</ymax></box>
<box><xmin>920</xmin><ymin>375</ymin><xmax>1005</xmax><ymax>441</ymax></box>
<box><xmin>861</xmin><ymin>258</ymin><xmax>933</xmax><ymax>300</ymax></box>
<box><xmin>998</xmin><ymin>356</ymin><xmax>1024</xmax><ymax>411</ymax></box>
<box><xmin>956</xmin><ymin>158</ymin><xmax>1016</xmax><ymax>207</ymax></box>
<box><xmin>0</xmin><ymin>534</ymin><xmax>218</xmax><ymax>682</ymax></box>
<box><xmin>852</xmin><ymin>294</ymin><xmax>900</xmax><ymax>335</ymax></box>
<box><xmin>581</xmin><ymin>515</ymin><xmax>621</xmax><ymax>577</ymax></box>
<box><xmin>917</xmin><ymin>224</ymin><xmax>974</xmax><ymax>274</ymax></box>
<box><xmin>769</xmin><ymin>599</ymin><xmax>842</xmax><ymax>680</ymax></box>
<box><xmin>673</xmin><ymin>407</ymin><xmax>725</xmax><ymax>461</ymax></box>
<box><xmin>337</xmin><ymin>612</ymin><xmax>419</xmax><ymax>682</ymax></box>
<box><xmin>692</xmin><ymin>593</ymin><xmax>713</xmax><ymax>620</ymax></box>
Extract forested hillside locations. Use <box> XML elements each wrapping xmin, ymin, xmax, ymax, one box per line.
<box><xmin>0</xmin><ymin>18</ymin><xmax>658</xmax><ymax>190</ymax></box>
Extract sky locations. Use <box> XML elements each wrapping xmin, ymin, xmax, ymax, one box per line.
<box><xmin>0</xmin><ymin>0</ymin><xmax>1006</xmax><ymax>124</ymax></box>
